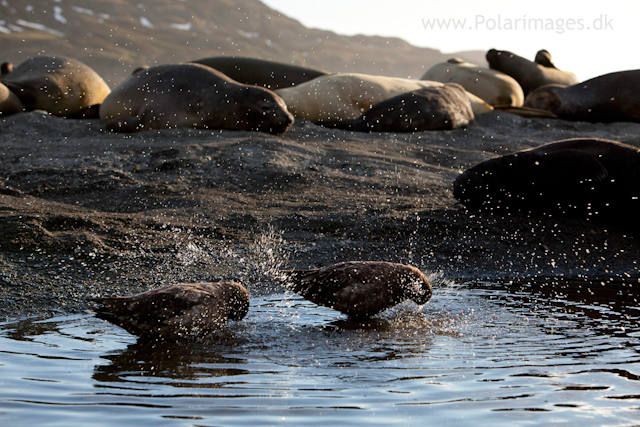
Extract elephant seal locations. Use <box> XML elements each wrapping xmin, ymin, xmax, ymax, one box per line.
<box><xmin>92</xmin><ymin>282</ymin><xmax>250</xmax><ymax>340</ymax></box>
<box><xmin>486</xmin><ymin>49</ymin><xmax>579</xmax><ymax>95</ymax></box>
<box><xmin>0</xmin><ymin>56</ymin><xmax>111</xmax><ymax>117</ymax></box>
<box><xmin>279</xmin><ymin>261</ymin><xmax>432</xmax><ymax>319</ymax></box>
<box><xmin>0</xmin><ymin>82</ymin><xmax>24</xmax><ymax>116</ymax></box>
<box><xmin>190</xmin><ymin>56</ymin><xmax>330</xmax><ymax>90</ymax></box>
<box><xmin>318</xmin><ymin>83</ymin><xmax>474</xmax><ymax>132</ymax></box>
<box><xmin>100</xmin><ymin>63</ymin><xmax>294</xmax><ymax>134</ymax></box>
<box><xmin>421</xmin><ymin>58</ymin><xmax>524</xmax><ymax>107</ymax></box>
<box><xmin>275</xmin><ymin>72</ymin><xmax>492</xmax><ymax>122</ymax></box>
<box><xmin>453</xmin><ymin>138</ymin><xmax>640</xmax><ymax>219</ymax></box>
<box><xmin>523</xmin><ymin>70</ymin><xmax>640</xmax><ymax>123</ymax></box>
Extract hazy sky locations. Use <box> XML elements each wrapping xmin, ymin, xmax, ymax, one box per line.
<box><xmin>260</xmin><ymin>0</ymin><xmax>638</xmax><ymax>81</ymax></box>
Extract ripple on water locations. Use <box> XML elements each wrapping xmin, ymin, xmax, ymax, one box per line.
<box><xmin>0</xmin><ymin>279</ymin><xmax>639</xmax><ymax>426</ymax></box>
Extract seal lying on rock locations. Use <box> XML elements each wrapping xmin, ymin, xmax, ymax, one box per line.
<box><xmin>279</xmin><ymin>261</ymin><xmax>432</xmax><ymax>319</ymax></box>
<box><xmin>453</xmin><ymin>138</ymin><xmax>640</xmax><ymax>219</ymax></box>
<box><xmin>523</xmin><ymin>69</ymin><xmax>640</xmax><ymax>123</ymax></box>
<box><xmin>275</xmin><ymin>72</ymin><xmax>493</xmax><ymax>122</ymax></box>
<box><xmin>191</xmin><ymin>56</ymin><xmax>330</xmax><ymax>90</ymax></box>
<box><xmin>421</xmin><ymin>58</ymin><xmax>524</xmax><ymax>107</ymax></box>
<box><xmin>318</xmin><ymin>83</ymin><xmax>474</xmax><ymax>132</ymax></box>
<box><xmin>0</xmin><ymin>56</ymin><xmax>110</xmax><ymax>117</ymax></box>
<box><xmin>92</xmin><ymin>282</ymin><xmax>250</xmax><ymax>340</ymax></box>
<box><xmin>100</xmin><ymin>63</ymin><xmax>294</xmax><ymax>134</ymax></box>
<box><xmin>486</xmin><ymin>49</ymin><xmax>579</xmax><ymax>95</ymax></box>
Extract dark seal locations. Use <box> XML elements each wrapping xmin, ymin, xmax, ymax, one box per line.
<box><xmin>100</xmin><ymin>63</ymin><xmax>294</xmax><ymax>134</ymax></box>
<box><xmin>486</xmin><ymin>49</ymin><xmax>579</xmax><ymax>95</ymax></box>
<box><xmin>523</xmin><ymin>69</ymin><xmax>640</xmax><ymax>123</ymax></box>
<box><xmin>91</xmin><ymin>282</ymin><xmax>250</xmax><ymax>340</ymax></box>
<box><xmin>453</xmin><ymin>138</ymin><xmax>640</xmax><ymax>219</ymax></box>
<box><xmin>279</xmin><ymin>261</ymin><xmax>432</xmax><ymax>319</ymax></box>
<box><xmin>190</xmin><ymin>56</ymin><xmax>330</xmax><ymax>90</ymax></box>
<box><xmin>317</xmin><ymin>83</ymin><xmax>474</xmax><ymax>132</ymax></box>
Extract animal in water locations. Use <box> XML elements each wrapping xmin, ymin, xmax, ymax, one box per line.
<box><xmin>318</xmin><ymin>83</ymin><xmax>474</xmax><ymax>132</ymax></box>
<box><xmin>0</xmin><ymin>82</ymin><xmax>24</xmax><ymax>116</ymax></box>
<box><xmin>99</xmin><ymin>63</ymin><xmax>294</xmax><ymax>134</ymax></box>
<box><xmin>421</xmin><ymin>58</ymin><xmax>524</xmax><ymax>107</ymax></box>
<box><xmin>91</xmin><ymin>282</ymin><xmax>250</xmax><ymax>339</ymax></box>
<box><xmin>523</xmin><ymin>69</ymin><xmax>640</xmax><ymax>123</ymax></box>
<box><xmin>190</xmin><ymin>56</ymin><xmax>330</xmax><ymax>90</ymax></box>
<box><xmin>280</xmin><ymin>261</ymin><xmax>433</xmax><ymax>319</ymax></box>
<box><xmin>486</xmin><ymin>49</ymin><xmax>579</xmax><ymax>95</ymax></box>
<box><xmin>453</xmin><ymin>138</ymin><xmax>640</xmax><ymax>219</ymax></box>
<box><xmin>0</xmin><ymin>56</ymin><xmax>110</xmax><ymax>117</ymax></box>
<box><xmin>274</xmin><ymin>72</ymin><xmax>493</xmax><ymax>122</ymax></box>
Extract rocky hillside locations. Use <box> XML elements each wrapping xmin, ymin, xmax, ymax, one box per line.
<box><xmin>0</xmin><ymin>0</ymin><xmax>485</xmax><ymax>87</ymax></box>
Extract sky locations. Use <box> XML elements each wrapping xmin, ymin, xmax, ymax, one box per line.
<box><xmin>260</xmin><ymin>0</ymin><xmax>638</xmax><ymax>81</ymax></box>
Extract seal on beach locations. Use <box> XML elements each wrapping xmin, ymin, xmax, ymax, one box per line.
<box><xmin>421</xmin><ymin>58</ymin><xmax>524</xmax><ymax>107</ymax></box>
<box><xmin>453</xmin><ymin>138</ymin><xmax>640</xmax><ymax>218</ymax></box>
<box><xmin>100</xmin><ymin>63</ymin><xmax>294</xmax><ymax>134</ymax></box>
<box><xmin>0</xmin><ymin>82</ymin><xmax>24</xmax><ymax>116</ymax></box>
<box><xmin>523</xmin><ymin>70</ymin><xmax>640</xmax><ymax>123</ymax></box>
<box><xmin>0</xmin><ymin>56</ymin><xmax>111</xmax><ymax>118</ymax></box>
<box><xmin>275</xmin><ymin>72</ymin><xmax>493</xmax><ymax>122</ymax></box>
<box><xmin>318</xmin><ymin>83</ymin><xmax>474</xmax><ymax>132</ymax></box>
<box><xmin>191</xmin><ymin>56</ymin><xmax>330</xmax><ymax>90</ymax></box>
<box><xmin>279</xmin><ymin>261</ymin><xmax>432</xmax><ymax>319</ymax></box>
<box><xmin>486</xmin><ymin>49</ymin><xmax>579</xmax><ymax>95</ymax></box>
<box><xmin>91</xmin><ymin>282</ymin><xmax>250</xmax><ymax>339</ymax></box>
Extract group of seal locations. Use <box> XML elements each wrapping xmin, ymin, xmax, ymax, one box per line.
<box><xmin>4</xmin><ymin>50</ymin><xmax>640</xmax><ymax>131</ymax></box>
<box><xmin>453</xmin><ymin>138</ymin><xmax>640</xmax><ymax>219</ymax></box>
<box><xmin>486</xmin><ymin>48</ymin><xmax>579</xmax><ymax>95</ymax></box>
<box><xmin>92</xmin><ymin>261</ymin><xmax>433</xmax><ymax>339</ymax></box>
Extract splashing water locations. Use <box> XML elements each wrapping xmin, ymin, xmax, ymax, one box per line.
<box><xmin>244</xmin><ymin>225</ymin><xmax>291</xmax><ymax>293</ymax></box>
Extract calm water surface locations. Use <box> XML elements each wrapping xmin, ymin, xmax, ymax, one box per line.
<box><xmin>1</xmin><ymin>278</ymin><xmax>639</xmax><ymax>426</ymax></box>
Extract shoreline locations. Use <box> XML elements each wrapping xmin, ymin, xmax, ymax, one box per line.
<box><xmin>1</xmin><ymin>111</ymin><xmax>639</xmax><ymax>319</ymax></box>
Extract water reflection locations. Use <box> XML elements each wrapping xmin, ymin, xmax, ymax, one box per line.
<box><xmin>93</xmin><ymin>337</ymin><xmax>250</xmax><ymax>385</ymax></box>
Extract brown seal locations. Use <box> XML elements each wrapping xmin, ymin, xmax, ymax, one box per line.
<box><xmin>0</xmin><ymin>56</ymin><xmax>110</xmax><ymax>117</ymax></box>
<box><xmin>91</xmin><ymin>282</ymin><xmax>250</xmax><ymax>340</ymax></box>
<box><xmin>421</xmin><ymin>58</ymin><xmax>524</xmax><ymax>107</ymax></box>
<box><xmin>486</xmin><ymin>49</ymin><xmax>579</xmax><ymax>95</ymax></box>
<box><xmin>318</xmin><ymin>83</ymin><xmax>474</xmax><ymax>132</ymax></box>
<box><xmin>0</xmin><ymin>82</ymin><xmax>24</xmax><ymax>116</ymax></box>
<box><xmin>191</xmin><ymin>56</ymin><xmax>330</xmax><ymax>90</ymax></box>
<box><xmin>100</xmin><ymin>63</ymin><xmax>294</xmax><ymax>134</ymax></box>
<box><xmin>523</xmin><ymin>70</ymin><xmax>640</xmax><ymax>123</ymax></box>
<box><xmin>279</xmin><ymin>261</ymin><xmax>432</xmax><ymax>319</ymax></box>
<box><xmin>453</xmin><ymin>138</ymin><xmax>640</xmax><ymax>219</ymax></box>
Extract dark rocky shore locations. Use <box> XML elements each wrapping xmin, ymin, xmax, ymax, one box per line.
<box><xmin>1</xmin><ymin>111</ymin><xmax>639</xmax><ymax>320</ymax></box>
